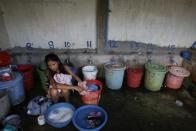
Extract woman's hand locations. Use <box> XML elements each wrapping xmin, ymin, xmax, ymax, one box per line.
<box><xmin>74</xmin><ymin>85</ymin><xmax>88</xmax><ymax>95</ymax></box>
<box><xmin>78</xmin><ymin>81</ymin><xmax>87</xmax><ymax>89</ymax></box>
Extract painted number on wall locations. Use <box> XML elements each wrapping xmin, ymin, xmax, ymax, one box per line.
<box><xmin>26</xmin><ymin>43</ymin><xmax>33</xmax><ymax>50</ymax></box>
<box><xmin>86</xmin><ymin>41</ymin><xmax>92</xmax><ymax>48</ymax></box>
<box><xmin>48</xmin><ymin>41</ymin><xmax>55</xmax><ymax>49</ymax></box>
<box><xmin>64</xmin><ymin>42</ymin><xmax>75</xmax><ymax>48</ymax></box>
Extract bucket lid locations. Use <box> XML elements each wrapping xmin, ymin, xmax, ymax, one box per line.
<box><xmin>169</xmin><ymin>66</ymin><xmax>190</xmax><ymax>77</ymax></box>
<box><xmin>104</xmin><ymin>62</ymin><xmax>126</xmax><ymax>71</ymax></box>
<box><xmin>145</xmin><ymin>63</ymin><xmax>167</xmax><ymax>72</ymax></box>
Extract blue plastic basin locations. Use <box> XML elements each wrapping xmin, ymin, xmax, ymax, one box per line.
<box><xmin>45</xmin><ymin>103</ymin><xmax>75</xmax><ymax>128</ymax></box>
<box><xmin>72</xmin><ymin>105</ymin><xmax>108</xmax><ymax>131</ymax></box>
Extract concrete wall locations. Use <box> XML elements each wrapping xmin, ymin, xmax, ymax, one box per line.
<box><xmin>0</xmin><ymin>6</ymin><xmax>10</xmax><ymax>50</ymax></box>
<box><xmin>11</xmin><ymin>51</ymin><xmax>183</xmax><ymax>68</ymax></box>
<box><xmin>0</xmin><ymin>0</ymin><xmax>96</xmax><ymax>49</ymax></box>
<box><xmin>108</xmin><ymin>0</ymin><xmax>196</xmax><ymax>47</ymax></box>
<box><xmin>0</xmin><ymin>0</ymin><xmax>191</xmax><ymax>67</ymax></box>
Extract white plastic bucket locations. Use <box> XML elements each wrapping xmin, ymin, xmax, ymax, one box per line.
<box><xmin>0</xmin><ymin>91</ymin><xmax>11</xmax><ymax>118</ymax></box>
<box><xmin>82</xmin><ymin>65</ymin><xmax>98</xmax><ymax>80</ymax></box>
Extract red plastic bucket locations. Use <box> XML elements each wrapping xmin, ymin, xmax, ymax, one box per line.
<box><xmin>24</xmin><ymin>79</ymin><xmax>33</xmax><ymax>90</ymax></box>
<box><xmin>127</xmin><ymin>68</ymin><xmax>143</xmax><ymax>88</ymax></box>
<box><xmin>16</xmin><ymin>64</ymin><xmax>33</xmax><ymax>90</ymax></box>
<box><xmin>81</xmin><ymin>80</ymin><xmax>103</xmax><ymax>105</ymax></box>
<box><xmin>0</xmin><ymin>51</ymin><xmax>11</xmax><ymax>67</ymax></box>
<box><xmin>165</xmin><ymin>66</ymin><xmax>190</xmax><ymax>89</ymax></box>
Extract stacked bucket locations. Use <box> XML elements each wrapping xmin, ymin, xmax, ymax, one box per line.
<box><xmin>82</xmin><ymin>64</ymin><xmax>103</xmax><ymax>105</ymax></box>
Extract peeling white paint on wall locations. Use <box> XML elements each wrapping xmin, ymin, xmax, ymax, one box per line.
<box><xmin>0</xmin><ymin>6</ymin><xmax>10</xmax><ymax>50</ymax></box>
<box><xmin>0</xmin><ymin>0</ymin><xmax>96</xmax><ymax>49</ymax></box>
<box><xmin>108</xmin><ymin>0</ymin><xmax>196</xmax><ymax>47</ymax></box>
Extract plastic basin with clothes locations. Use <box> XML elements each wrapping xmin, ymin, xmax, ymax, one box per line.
<box><xmin>72</xmin><ymin>105</ymin><xmax>108</xmax><ymax>131</ymax></box>
<box><xmin>45</xmin><ymin>103</ymin><xmax>75</xmax><ymax>128</ymax></box>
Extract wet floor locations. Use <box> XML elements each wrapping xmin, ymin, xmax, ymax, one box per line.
<box><xmin>6</xmin><ymin>78</ymin><xmax>196</xmax><ymax>131</ymax></box>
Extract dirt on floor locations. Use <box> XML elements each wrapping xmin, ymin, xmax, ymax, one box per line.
<box><xmin>2</xmin><ymin>78</ymin><xmax>196</xmax><ymax>131</ymax></box>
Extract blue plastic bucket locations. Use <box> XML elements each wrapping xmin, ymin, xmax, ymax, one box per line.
<box><xmin>180</xmin><ymin>50</ymin><xmax>191</xmax><ymax>60</ymax></box>
<box><xmin>104</xmin><ymin>62</ymin><xmax>126</xmax><ymax>90</ymax></box>
<box><xmin>72</xmin><ymin>105</ymin><xmax>108</xmax><ymax>131</ymax></box>
<box><xmin>0</xmin><ymin>72</ymin><xmax>25</xmax><ymax>106</ymax></box>
<box><xmin>45</xmin><ymin>103</ymin><xmax>75</xmax><ymax>128</ymax></box>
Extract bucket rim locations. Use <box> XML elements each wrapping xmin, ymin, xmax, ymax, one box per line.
<box><xmin>145</xmin><ymin>63</ymin><xmax>167</xmax><ymax>72</ymax></box>
<box><xmin>82</xmin><ymin>65</ymin><xmax>98</xmax><ymax>72</ymax></box>
<box><xmin>169</xmin><ymin>66</ymin><xmax>190</xmax><ymax>77</ymax></box>
<box><xmin>104</xmin><ymin>62</ymin><xmax>126</xmax><ymax>71</ymax></box>
<box><xmin>45</xmin><ymin>102</ymin><xmax>75</xmax><ymax>128</ymax></box>
<box><xmin>72</xmin><ymin>105</ymin><xmax>108</xmax><ymax>131</ymax></box>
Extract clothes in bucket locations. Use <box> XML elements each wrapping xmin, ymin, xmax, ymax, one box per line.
<box><xmin>86</xmin><ymin>84</ymin><xmax>99</xmax><ymax>91</ymax></box>
<box><xmin>80</xmin><ymin>80</ymin><xmax>103</xmax><ymax>105</ymax></box>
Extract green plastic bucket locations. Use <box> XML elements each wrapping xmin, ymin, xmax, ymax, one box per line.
<box><xmin>36</xmin><ymin>63</ymin><xmax>48</xmax><ymax>92</ymax></box>
<box><xmin>144</xmin><ymin>63</ymin><xmax>167</xmax><ymax>91</ymax></box>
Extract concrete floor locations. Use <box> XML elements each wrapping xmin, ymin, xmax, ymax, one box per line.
<box><xmin>6</xmin><ymin>78</ymin><xmax>196</xmax><ymax>131</ymax></box>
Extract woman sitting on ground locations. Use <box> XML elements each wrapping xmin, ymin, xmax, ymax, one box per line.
<box><xmin>45</xmin><ymin>53</ymin><xmax>85</xmax><ymax>103</ymax></box>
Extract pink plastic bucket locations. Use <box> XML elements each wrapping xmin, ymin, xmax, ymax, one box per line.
<box><xmin>165</xmin><ymin>66</ymin><xmax>190</xmax><ymax>89</ymax></box>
